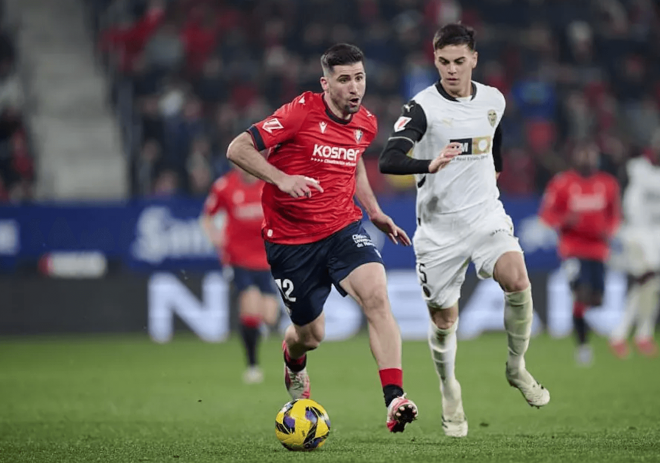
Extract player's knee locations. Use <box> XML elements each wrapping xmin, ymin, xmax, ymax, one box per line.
<box><xmin>431</xmin><ymin>311</ymin><xmax>458</xmax><ymax>331</ymax></box>
<box><xmin>298</xmin><ymin>329</ymin><xmax>324</xmax><ymax>350</ymax></box>
<box><xmin>590</xmin><ymin>293</ymin><xmax>603</xmax><ymax>307</ymax></box>
<box><xmin>500</xmin><ymin>274</ymin><xmax>530</xmax><ymax>293</ymax></box>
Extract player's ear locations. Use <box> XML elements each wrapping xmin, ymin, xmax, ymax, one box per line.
<box><xmin>320</xmin><ymin>76</ymin><xmax>329</xmax><ymax>92</ymax></box>
<box><xmin>471</xmin><ymin>51</ymin><xmax>478</xmax><ymax>69</ymax></box>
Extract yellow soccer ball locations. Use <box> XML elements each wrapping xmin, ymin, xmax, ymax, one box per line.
<box><xmin>275</xmin><ymin>399</ymin><xmax>331</xmax><ymax>451</ymax></box>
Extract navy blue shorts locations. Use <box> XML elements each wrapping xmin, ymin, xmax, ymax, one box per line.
<box><xmin>232</xmin><ymin>266</ymin><xmax>278</xmax><ymax>295</ymax></box>
<box><xmin>568</xmin><ymin>259</ymin><xmax>605</xmax><ymax>294</ymax></box>
<box><xmin>265</xmin><ymin>221</ymin><xmax>384</xmax><ymax>326</ymax></box>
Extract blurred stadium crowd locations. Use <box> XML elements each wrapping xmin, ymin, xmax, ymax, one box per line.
<box><xmin>0</xmin><ymin>2</ymin><xmax>33</xmax><ymax>202</ymax></box>
<box><xmin>4</xmin><ymin>0</ymin><xmax>660</xmax><ymax>201</ymax></box>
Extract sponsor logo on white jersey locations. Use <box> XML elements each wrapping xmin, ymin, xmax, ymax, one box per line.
<box><xmin>262</xmin><ymin>118</ymin><xmax>283</xmax><ymax>134</ymax></box>
<box><xmin>312</xmin><ymin>144</ymin><xmax>361</xmax><ymax>162</ymax></box>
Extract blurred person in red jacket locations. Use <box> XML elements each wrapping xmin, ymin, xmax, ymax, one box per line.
<box><xmin>200</xmin><ymin>166</ymin><xmax>280</xmax><ymax>384</ymax></box>
<box><xmin>539</xmin><ymin>141</ymin><xmax>621</xmax><ymax>365</ymax></box>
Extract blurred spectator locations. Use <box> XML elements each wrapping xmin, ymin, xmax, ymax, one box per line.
<box><xmin>0</xmin><ymin>22</ymin><xmax>34</xmax><ymax>202</ymax></box>
<box><xmin>88</xmin><ymin>0</ymin><xmax>660</xmax><ymax>197</ymax></box>
<box><xmin>151</xmin><ymin>168</ymin><xmax>180</xmax><ymax>197</ymax></box>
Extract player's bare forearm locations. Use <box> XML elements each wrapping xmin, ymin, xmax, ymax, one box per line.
<box><xmin>199</xmin><ymin>214</ymin><xmax>224</xmax><ymax>248</ymax></box>
<box><xmin>355</xmin><ymin>158</ymin><xmax>382</xmax><ymax>218</ymax></box>
<box><xmin>199</xmin><ymin>215</ymin><xmax>215</xmax><ymax>241</ymax></box>
<box><xmin>226</xmin><ymin>132</ymin><xmax>286</xmax><ymax>186</ymax></box>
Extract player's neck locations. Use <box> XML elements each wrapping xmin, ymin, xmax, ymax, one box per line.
<box><xmin>440</xmin><ymin>80</ymin><xmax>472</xmax><ymax>99</ymax></box>
<box><xmin>323</xmin><ymin>93</ymin><xmax>352</xmax><ymax>121</ymax></box>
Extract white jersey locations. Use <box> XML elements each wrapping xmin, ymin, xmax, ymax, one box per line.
<box><xmin>623</xmin><ymin>156</ymin><xmax>660</xmax><ymax>228</ymax></box>
<box><xmin>390</xmin><ymin>81</ymin><xmax>505</xmax><ymax>231</ymax></box>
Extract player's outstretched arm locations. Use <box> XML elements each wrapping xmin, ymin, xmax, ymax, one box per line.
<box><xmin>227</xmin><ymin>133</ymin><xmax>323</xmax><ymax>198</ymax></box>
<box><xmin>355</xmin><ymin>159</ymin><xmax>411</xmax><ymax>246</ymax></box>
<box><xmin>199</xmin><ymin>213</ymin><xmax>225</xmax><ymax>249</ymax></box>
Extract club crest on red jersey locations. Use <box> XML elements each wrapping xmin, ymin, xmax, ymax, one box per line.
<box><xmin>262</xmin><ymin>118</ymin><xmax>283</xmax><ymax>134</ymax></box>
<box><xmin>354</xmin><ymin>129</ymin><xmax>363</xmax><ymax>143</ymax></box>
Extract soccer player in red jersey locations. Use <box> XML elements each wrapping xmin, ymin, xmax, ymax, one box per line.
<box><xmin>539</xmin><ymin>142</ymin><xmax>621</xmax><ymax>365</ymax></box>
<box><xmin>225</xmin><ymin>43</ymin><xmax>418</xmax><ymax>432</ymax></box>
<box><xmin>201</xmin><ymin>167</ymin><xmax>280</xmax><ymax>384</ymax></box>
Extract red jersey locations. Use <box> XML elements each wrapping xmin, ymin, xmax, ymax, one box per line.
<box><xmin>539</xmin><ymin>170</ymin><xmax>621</xmax><ymax>261</ymax></box>
<box><xmin>203</xmin><ymin>171</ymin><xmax>269</xmax><ymax>270</ymax></box>
<box><xmin>247</xmin><ymin>91</ymin><xmax>378</xmax><ymax>245</ymax></box>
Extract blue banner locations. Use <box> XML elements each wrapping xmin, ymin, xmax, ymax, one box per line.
<box><xmin>0</xmin><ymin>195</ymin><xmax>560</xmax><ymax>273</ymax></box>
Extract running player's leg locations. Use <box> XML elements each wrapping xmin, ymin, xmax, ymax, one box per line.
<box><xmin>573</xmin><ymin>260</ymin><xmax>605</xmax><ymax>365</ymax></box>
<box><xmin>329</xmin><ymin>221</ymin><xmax>417</xmax><ymax>432</ymax></box>
<box><xmin>253</xmin><ymin>270</ymin><xmax>282</xmax><ymax>329</ymax></box>
<box><xmin>233</xmin><ymin>267</ymin><xmax>265</xmax><ymax>384</ymax></box>
<box><xmin>265</xmin><ymin>241</ymin><xmax>333</xmax><ymax>400</ymax></box>
<box><xmin>416</xmin><ymin>245</ymin><xmax>469</xmax><ymax>438</ymax></box>
<box><xmin>570</xmin><ymin>259</ymin><xmax>605</xmax><ymax>365</ymax></box>
<box><xmin>610</xmin><ymin>232</ymin><xmax>657</xmax><ymax>357</ymax></box>
<box><xmin>633</xmin><ymin>272</ymin><xmax>660</xmax><ymax>357</ymax></box>
<box><xmin>474</xmin><ymin>209</ymin><xmax>549</xmax><ymax>407</ymax></box>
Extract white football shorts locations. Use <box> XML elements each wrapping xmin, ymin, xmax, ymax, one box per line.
<box><xmin>618</xmin><ymin>225</ymin><xmax>660</xmax><ymax>275</ymax></box>
<box><xmin>413</xmin><ymin>203</ymin><xmax>523</xmax><ymax>309</ymax></box>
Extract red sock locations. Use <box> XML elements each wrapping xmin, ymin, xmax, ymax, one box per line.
<box><xmin>240</xmin><ymin>314</ymin><xmax>261</xmax><ymax>329</ymax></box>
<box><xmin>379</xmin><ymin>368</ymin><xmax>403</xmax><ymax>389</ymax></box>
<box><xmin>282</xmin><ymin>340</ymin><xmax>306</xmax><ymax>366</ymax></box>
<box><xmin>573</xmin><ymin>301</ymin><xmax>587</xmax><ymax>318</ymax></box>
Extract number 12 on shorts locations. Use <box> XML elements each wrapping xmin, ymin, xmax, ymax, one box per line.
<box><xmin>275</xmin><ymin>278</ymin><xmax>297</xmax><ymax>303</ymax></box>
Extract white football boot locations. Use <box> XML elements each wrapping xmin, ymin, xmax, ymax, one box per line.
<box><xmin>505</xmin><ymin>363</ymin><xmax>550</xmax><ymax>408</ymax></box>
<box><xmin>440</xmin><ymin>379</ymin><xmax>468</xmax><ymax>437</ymax></box>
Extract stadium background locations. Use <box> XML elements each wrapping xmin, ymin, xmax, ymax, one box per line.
<box><xmin>0</xmin><ymin>1</ymin><xmax>659</xmax><ymax>462</ymax></box>
<box><xmin>2</xmin><ymin>0</ymin><xmax>658</xmax><ymax>337</ymax></box>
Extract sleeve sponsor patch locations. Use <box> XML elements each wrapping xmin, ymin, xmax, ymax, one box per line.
<box><xmin>262</xmin><ymin>118</ymin><xmax>283</xmax><ymax>134</ymax></box>
<box><xmin>394</xmin><ymin>116</ymin><xmax>412</xmax><ymax>132</ymax></box>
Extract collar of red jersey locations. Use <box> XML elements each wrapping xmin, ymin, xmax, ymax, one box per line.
<box><xmin>322</xmin><ymin>94</ymin><xmax>353</xmax><ymax>125</ymax></box>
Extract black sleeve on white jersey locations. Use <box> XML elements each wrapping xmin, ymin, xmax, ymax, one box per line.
<box><xmin>379</xmin><ymin>100</ymin><xmax>431</xmax><ymax>175</ymax></box>
<box><xmin>493</xmin><ymin>124</ymin><xmax>503</xmax><ymax>173</ymax></box>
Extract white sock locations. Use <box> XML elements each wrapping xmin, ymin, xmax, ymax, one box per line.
<box><xmin>504</xmin><ymin>286</ymin><xmax>533</xmax><ymax>372</ymax></box>
<box><xmin>428</xmin><ymin>317</ymin><xmax>458</xmax><ymax>385</ymax></box>
<box><xmin>611</xmin><ymin>282</ymin><xmax>643</xmax><ymax>342</ymax></box>
<box><xmin>634</xmin><ymin>276</ymin><xmax>660</xmax><ymax>340</ymax></box>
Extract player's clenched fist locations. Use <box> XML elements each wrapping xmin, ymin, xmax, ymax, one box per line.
<box><xmin>429</xmin><ymin>142</ymin><xmax>462</xmax><ymax>173</ymax></box>
<box><xmin>277</xmin><ymin>174</ymin><xmax>324</xmax><ymax>198</ymax></box>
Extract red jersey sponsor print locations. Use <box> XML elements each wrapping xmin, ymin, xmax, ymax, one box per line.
<box><xmin>203</xmin><ymin>171</ymin><xmax>269</xmax><ymax>270</ymax></box>
<box><xmin>247</xmin><ymin>91</ymin><xmax>378</xmax><ymax>245</ymax></box>
<box><xmin>539</xmin><ymin>170</ymin><xmax>621</xmax><ymax>261</ymax></box>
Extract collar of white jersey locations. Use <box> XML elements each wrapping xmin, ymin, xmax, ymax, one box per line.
<box><xmin>435</xmin><ymin>81</ymin><xmax>477</xmax><ymax>102</ymax></box>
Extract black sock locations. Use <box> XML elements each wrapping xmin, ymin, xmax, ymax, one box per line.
<box><xmin>283</xmin><ymin>348</ymin><xmax>307</xmax><ymax>372</ymax></box>
<box><xmin>240</xmin><ymin>323</ymin><xmax>260</xmax><ymax>367</ymax></box>
<box><xmin>383</xmin><ymin>385</ymin><xmax>404</xmax><ymax>408</ymax></box>
<box><xmin>573</xmin><ymin>315</ymin><xmax>588</xmax><ymax>345</ymax></box>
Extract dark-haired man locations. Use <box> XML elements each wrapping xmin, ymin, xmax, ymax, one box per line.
<box><xmin>226</xmin><ymin>43</ymin><xmax>418</xmax><ymax>433</ymax></box>
<box><xmin>379</xmin><ymin>24</ymin><xmax>550</xmax><ymax>438</ymax></box>
<box><xmin>540</xmin><ymin>142</ymin><xmax>620</xmax><ymax>365</ymax></box>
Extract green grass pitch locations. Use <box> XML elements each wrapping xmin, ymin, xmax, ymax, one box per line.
<box><xmin>1</xmin><ymin>332</ymin><xmax>659</xmax><ymax>462</ymax></box>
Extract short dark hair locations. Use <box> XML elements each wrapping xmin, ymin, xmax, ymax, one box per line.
<box><xmin>320</xmin><ymin>43</ymin><xmax>365</xmax><ymax>74</ymax></box>
<box><xmin>433</xmin><ymin>23</ymin><xmax>476</xmax><ymax>51</ymax></box>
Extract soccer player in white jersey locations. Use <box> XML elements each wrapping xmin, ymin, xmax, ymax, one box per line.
<box><xmin>379</xmin><ymin>23</ymin><xmax>550</xmax><ymax>438</ymax></box>
<box><xmin>609</xmin><ymin>143</ymin><xmax>660</xmax><ymax>358</ymax></box>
